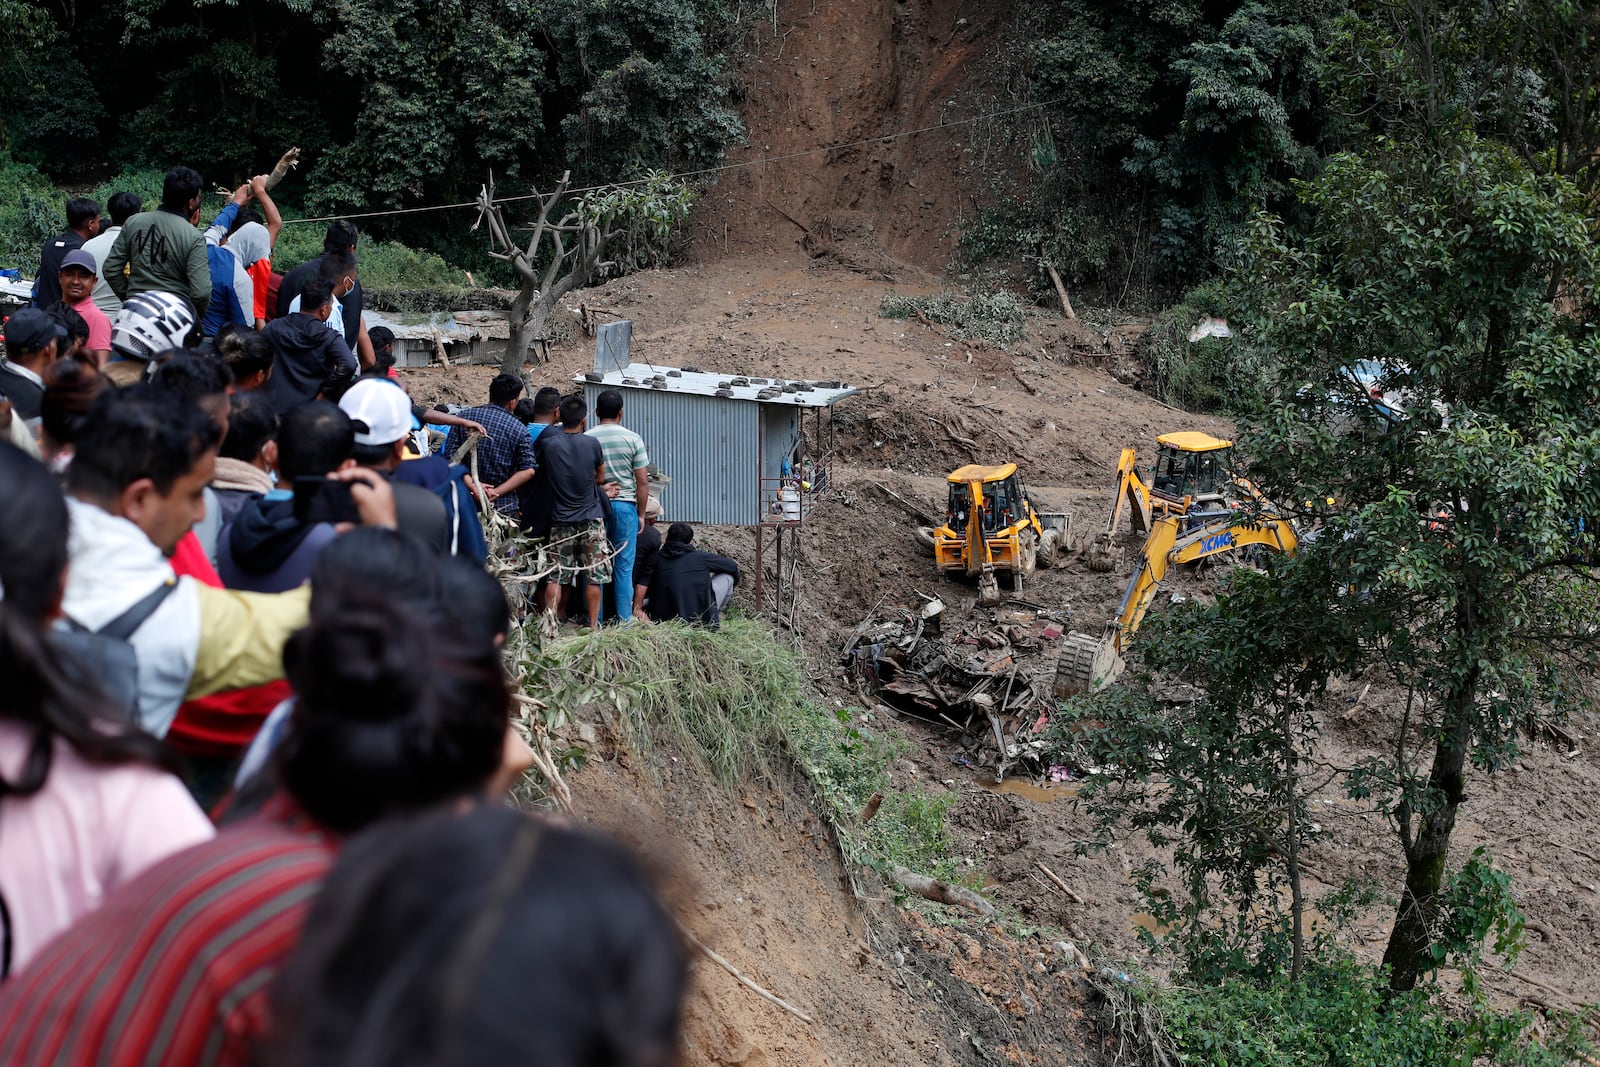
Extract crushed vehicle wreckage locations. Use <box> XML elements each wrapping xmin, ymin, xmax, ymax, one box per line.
<box><xmin>843</xmin><ymin>596</ymin><xmax>1077</xmax><ymax>782</ymax></box>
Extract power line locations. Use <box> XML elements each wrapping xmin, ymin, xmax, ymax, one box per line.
<box><xmin>282</xmin><ymin>98</ymin><xmax>1059</xmax><ymax>226</ymax></box>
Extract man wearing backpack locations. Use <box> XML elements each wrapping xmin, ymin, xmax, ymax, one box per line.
<box><xmin>59</xmin><ymin>385</ymin><xmax>394</xmax><ymax>736</ymax></box>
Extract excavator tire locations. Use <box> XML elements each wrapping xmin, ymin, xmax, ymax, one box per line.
<box><xmin>1085</xmin><ymin>536</ymin><xmax>1117</xmax><ymax>572</ymax></box>
<box><xmin>914</xmin><ymin>526</ymin><xmax>937</xmax><ymax>552</ymax></box>
<box><xmin>1038</xmin><ymin>529</ymin><xmax>1059</xmax><ymax>569</ymax></box>
<box><xmin>1054</xmin><ymin>631</ymin><xmax>1121</xmax><ymax>696</ymax></box>
<box><xmin>1020</xmin><ymin>530</ymin><xmax>1038</xmax><ymax>577</ymax></box>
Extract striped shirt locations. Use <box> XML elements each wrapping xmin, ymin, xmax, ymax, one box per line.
<box><xmin>0</xmin><ymin>798</ymin><xmax>332</xmax><ymax>1067</ymax></box>
<box><xmin>586</xmin><ymin>423</ymin><xmax>650</xmax><ymax>495</ymax></box>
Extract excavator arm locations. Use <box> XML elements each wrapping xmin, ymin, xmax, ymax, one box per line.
<box><xmin>1111</xmin><ymin>512</ymin><xmax>1298</xmax><ymax>651</ymax></box>
<box><xmin>1110</xmin><ymin>448</ymin><xmax>1154</xmax><ymax>536</ymax></box>
<box><xmin>1056</xmin><ymin>511</ymin><xmax>1299</xmax><ymax>695</ymax></box>
<box><xmin>1086</xmin><ymin>449</ymin><xmax>1154</xmax><ymax>572</ymax></box>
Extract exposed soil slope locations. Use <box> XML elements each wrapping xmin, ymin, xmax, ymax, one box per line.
<box><xmin>692</xmin><ymin>0</ymin><xmax>1020</xmax><ymax>271</ymax></box>
<box><xmin>568</xmin><ymin>733</ymin><xmax>1102</xmax><ymax>1067</ymax></box>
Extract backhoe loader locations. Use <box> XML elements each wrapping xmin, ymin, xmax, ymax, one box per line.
<box><xmin>1084</xmin><ymin>431</ymin><xmax>1244</xmax><ymax>571</ymax></box>
<box><xmin>1055</xmin><ymin>508</ymin><xmax>1298</xmax><ymax>695</ymax></box>
<box><xmin>931</xmin><ymin>463</ymin><xmax>1072</xmax><ymax>606</ymax></box>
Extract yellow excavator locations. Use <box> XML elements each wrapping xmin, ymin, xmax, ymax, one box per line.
<box><xmin>931</xmin><ymin>463</ymin><xmax>1071</xmax><ymax>606</ymax></box>
<box><xmin>1085</xmin><ymin>431</ymin><xmax>1245</xmax><ymax>571</ymax></box>
<box><xmin>1055</xmin><ymin>508</ymin><xmax>1299</xmax><ymax>695</ymax></box>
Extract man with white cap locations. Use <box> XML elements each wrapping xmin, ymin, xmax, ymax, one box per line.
<box><xmin>340</xmin><ymin>377</ymin><xmax>453</xmax><ymax>556</ymax></box>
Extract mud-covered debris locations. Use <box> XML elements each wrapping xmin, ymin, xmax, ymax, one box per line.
<box><xmin>843</xmin><ymin>599</ymin><xmax>1070</xmax><ymax>780</ymax></box>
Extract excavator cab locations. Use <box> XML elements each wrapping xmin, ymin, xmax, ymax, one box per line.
<box><xmin>1150</xmin><ymin>432</ymin><xmax>1234</xmax><ymax>509</ymax></box>
<box><xmin>1086</xmin><ymin>431</ymin><xmax>1238</xmax><ymax>571</ymax></box>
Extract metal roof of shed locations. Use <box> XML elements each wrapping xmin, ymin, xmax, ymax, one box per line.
<box><xmin>574</xmin><ymin>363</ymin><xmax>859</xmax><ymax>408</ymax></box>
<box><xmin>361</xmin><ymin>309</ymin><xmax>483</xmax><ymax>344</ymax></box>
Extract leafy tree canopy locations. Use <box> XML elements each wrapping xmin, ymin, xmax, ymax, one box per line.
<box><xmin>4</xmin><ymin>0</ymin><xmax>743</xmax><ymax>250</ymax></box>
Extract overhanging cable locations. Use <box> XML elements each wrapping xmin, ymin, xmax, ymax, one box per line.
<box><xmin>281</xmin><ymin>98</ymin><xmax>1060</xmax><ymax>226</ymax></box>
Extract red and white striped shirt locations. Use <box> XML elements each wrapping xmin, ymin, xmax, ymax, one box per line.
<box><xmin>0</xmin><ymin>798</ymin><xmax>331</xmax><ymax>1066</ymax></box>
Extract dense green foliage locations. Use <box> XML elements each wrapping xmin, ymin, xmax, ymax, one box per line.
<box><xmin>1154</xmin><ymin>952</ymin><xmax>1586</xmax><ymax>1067</ymax></box>
<box><xmin>1049</xmin><ymin>5</ymin><xmax>1600</xmax><ymax>1051</ymax></box>
<box><xmin>1227</xmin><ymin>133</ymin><xmax>1600</xmax><ymax>989</ymax></box>
<box><xmin>961</xmin><ymin>0</ymin><xmax>1332</xmax><ymax>298</ymax></box>
<box><xmin>2</xmin><ymin>0</ymin><xmax>745</xmax><ymax>258</ymax></box>
<box><xmin>964</xmin><ymin>0</ymin><xmax>1600</xmax><ymax>306</ymax></box>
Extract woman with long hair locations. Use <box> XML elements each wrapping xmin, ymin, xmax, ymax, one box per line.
<box><xmin>0</xmin><ymin>443</ymin><xmax>213</xmax><ymax>979</ymax></box>
<box><xmin>271</xmin><ymin>805</ymin><xmax>686</xmax><ymax>1067</ymax></box>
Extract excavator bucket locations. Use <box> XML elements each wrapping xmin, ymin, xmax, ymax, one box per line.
<box><xmin>1084</xmin><ymin>532</ymin><xmax>1118</xmax><ymax>572</ymax></box>
<box><xmin>1053</xmin><ymin>629</ymin><xmax>1122</xmax><ymax>696</ymax></box>
<box><xmin>977</xmin><ymin>565</ymin><xmax>1002</xmax><ymax>606</ymax></box>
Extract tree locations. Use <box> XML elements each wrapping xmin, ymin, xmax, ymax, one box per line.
<box><xmin>1059</xmin><ymin>564</ymin><xmax>1343</xmax><ymax>982</ymax></box>
<box><xmin>1227</xmin><ymin>135</ymin><xmax>1600</xmax><ymax>992</ymax></box>
<box><xmin>474</xmin><ymin>171</ymin><xmax>693</xmax><ymax>376</ymax></box>
<box><xmin>959</xmin><ymin>0</ymin><xmax>1332</xmax><ymax>294</ymax></box>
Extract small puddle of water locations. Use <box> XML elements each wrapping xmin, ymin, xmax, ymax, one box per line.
<box><xmin>980</xmin><ymin>778</ymin><xmax>1080</xmax><ymax>804</ymax></box>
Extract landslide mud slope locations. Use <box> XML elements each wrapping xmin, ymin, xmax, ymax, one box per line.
<box><xmin>691</xmin><ymin>0</ymin><xmax>1023</xmax><ymax>272</ymax></box>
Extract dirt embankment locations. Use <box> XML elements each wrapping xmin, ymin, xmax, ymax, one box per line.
<box><xmin>692</xmin><ymin>0</ymin><xmax>1021</xmax><ymax>273</ymax></box>
<box><xmin>569</xmin><ymin>729</ymin><xmax>1101</xmax><ymax>1067</ymax></box>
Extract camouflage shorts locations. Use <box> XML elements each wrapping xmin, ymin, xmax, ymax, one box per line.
<box><xmin>548</xmin><ymin>519</ymin><xmax>612</xmax><ymax>585</ymax></box>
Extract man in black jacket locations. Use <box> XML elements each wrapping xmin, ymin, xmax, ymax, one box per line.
<box><xmin>276</xmin><ymin>220</ymin><xmax>373</xmax><ymax>369</ymax></box>
<box><xmin>259</xmin><ymin>277</ymin><xmax>358</xmax><ymax>412</ymax></box>
<box><xmin>647</xmin><ymin>523</ymin><xmax>739</xmax><ymax>628</ymax></box>
<box><xmin>32</xmin><ymin>197</ymin><xmax>99</xmax><ymax>309</ymax></box>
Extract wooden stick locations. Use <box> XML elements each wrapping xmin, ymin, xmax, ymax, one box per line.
<box><xmin>858</xmin><ymin>791</ymin><xmax>884</xmax><ymax>823</ymax></box>
<box><xmin>677</xmin><ymin>921</ymin><xmax>815</xmax><ymax>1024</ymax></box>
<box><xmin>1011</xmin><ymin>365</ymin><xmax>1040</xmax><ymax>395</ymax></box>
<box><xmin>1044</xmin><ymin>263</ymin><xmax>1077</xmax><ymax>321</ymax></box>
<box><xmin>889</xmin><ymin>865</ymin><xmax>995</xmax><ymax>916</ymax></box>
<box><xmin>262</xmin><ymin>147</ymin><xmax>300</xmax><ymax>191</ymax></box>
<box><xmin>868</xmin><ymin>482</ymin><xmax>940</xmax><ymax>527</ymax></box>
<box><xmin>1037</xmin><ymin>861</ymin><xmax>1085</xmax><ymax>905</ymax></box>
<box><xmin>940</xmin><ymin>418</ymin><xmax>979</xmax><ymax>451</ymax></box>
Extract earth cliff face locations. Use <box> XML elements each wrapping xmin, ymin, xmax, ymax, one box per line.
<box><xmin>692</xmin><ymin>0</ymin><xmax>1022</xmax><ymax>273</ymax></box>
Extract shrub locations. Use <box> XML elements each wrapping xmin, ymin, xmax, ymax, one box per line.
<box><xmin>782</xmin><ymin>702</ymin><xmax>962</xmax><ymax>883</ymax></box>
<box><xmin>1138</xmin><ymin>276</ymin><xmax>1267</xmax><ymax>412</ymax></box>
<box><xmin>1147</xmin><ymin>953</ymin><xmax>1588</xmax><ymax>1067</ymax></box>
<box><xmin>880</xmin><ymin>288</ymin><xmax>1028</xmax><ymax>348</ymax></box>
<box><xmin>0</xmin><ymin>150</ymin><xmax>62</xmax><ymax>271</ymax></box>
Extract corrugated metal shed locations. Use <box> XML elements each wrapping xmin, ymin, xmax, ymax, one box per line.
<box><xmin>582</xmin><ymin>385</ymin><xmax>759</xmax><ymax>524</ymax></box>
<box><xmin>578</xmin><ymin>362</ymin><xmax>856</xmax><ymax>526</ymax></box>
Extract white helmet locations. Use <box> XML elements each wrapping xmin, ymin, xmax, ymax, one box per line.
<box><xmin>111</xmin><ymin>292</ymin><xmax>196</xmax><ymax>362</ymax></box>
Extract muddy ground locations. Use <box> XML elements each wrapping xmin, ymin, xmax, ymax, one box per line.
<box><xmin>404</xmin><ymin>252</ymin><xmax>1600</xmax><ymax>1063</ymax></box>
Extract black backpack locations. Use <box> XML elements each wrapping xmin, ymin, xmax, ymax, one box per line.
<box><xmin>52</xmin><ymin>580</ymin><xmax>177</xmax><ymax>721</ymax></box>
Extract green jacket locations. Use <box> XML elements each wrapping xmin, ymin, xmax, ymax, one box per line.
<box><xmin>104</xmin><ymin>208</ymin><xmax>211</xmax><ymax>320</ymax></box>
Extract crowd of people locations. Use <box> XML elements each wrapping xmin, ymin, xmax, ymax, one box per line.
<box><xmin>0</xmin><ymin>167</ymin><xmax>758</xmax><ymax>1064</ymax></box>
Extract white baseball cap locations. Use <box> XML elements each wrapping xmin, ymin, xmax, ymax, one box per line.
<box><xmin>339</xmin><ymin>378</ymin><xmax>414</xmax><ymax>446</ymax></box>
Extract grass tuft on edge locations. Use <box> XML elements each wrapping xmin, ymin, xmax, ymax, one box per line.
<box><xmin>517</xmin><ymin>617</ymin><xmax>967</xmax><ymax>888</ymax></box>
